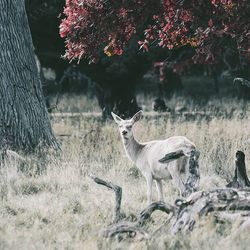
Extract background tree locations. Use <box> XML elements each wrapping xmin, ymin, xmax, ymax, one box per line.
<box><xmin>0</xmin><ymin>0</ymin><xmax>59</xmax><ymax>152</ymax></box>
<box><xmin>59</xmin><ymin>0</ymin><xmax>250</xmax><ymax>101</ymax></box>
<box><xmin>27</xmin><ymin>0</ymin><xmax>154</xmax><ymax>118</ymax></box>
<box><xmin>25</xmin><ymin>0</ymin><xmax>250</xmax><ymax>119</ymax></box>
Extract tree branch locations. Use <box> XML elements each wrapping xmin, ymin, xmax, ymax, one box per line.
<box><xmin>137</xmin><ymin>201</ymin><xmax>175</xmax><ymax>227</ymax></box>
<box><xmin>91</xmin><ymin>176</ymin><xmax>124</xmax><ymax>222</ymax></box>
<box><xmin>101</xmin><ymin>222</ymin><xmax>150</xmax><ymax>239</ymax></box>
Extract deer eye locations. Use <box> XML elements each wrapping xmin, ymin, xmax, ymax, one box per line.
<box><xmin>127</xmin><ymin>125</ymin><xmax>132</xmax><ymax>129</ymax></box>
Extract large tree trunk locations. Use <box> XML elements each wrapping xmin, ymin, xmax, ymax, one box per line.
<box><xmin>0</xmin><ymin>0</ymin><xmax>59</xmax><ymax>152</ymax></box>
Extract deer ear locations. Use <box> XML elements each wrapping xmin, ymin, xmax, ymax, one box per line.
<box><xmin>111</xmin><ymin>112</ymin><xmax>123</xmax><ymax>124</ymax></box>
<box><xmin>131</xmin><ymin>110</ymin><xmax>143</xmax><ymax>124</ymax></box>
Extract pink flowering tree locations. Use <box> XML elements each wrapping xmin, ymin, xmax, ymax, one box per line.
<box><xmin>60</xmin><ymin>0</ymin><xmax>249</xmax><ymax>64</ymax></box>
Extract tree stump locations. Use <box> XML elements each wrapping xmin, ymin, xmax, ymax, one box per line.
<box><xmin>226</xmin><ymin>151</ymin><xmax>250</xmax><ymax>188</ymax></box>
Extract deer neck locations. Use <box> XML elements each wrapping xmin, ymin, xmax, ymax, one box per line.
<box><xmin>122</xmin><ymin>134</ymin><xmax>143</xmax><ymax>163</ymax></box>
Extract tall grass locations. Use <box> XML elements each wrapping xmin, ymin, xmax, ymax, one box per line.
<box><xmin>0</xmin><ymin>97</ymin><xmax>249</xmax><ymax>249</ymax></box>
<box><xmin>49</xmin><ymin>92</ymin><xmax>250</xmax><ymax>114</ymax></box>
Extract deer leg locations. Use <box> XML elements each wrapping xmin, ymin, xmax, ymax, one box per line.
<box><xmin>169</xmin><ymin>167</ymin><xmax>186</xmax><ymax>196</ymax></box>
<box><xmin>155</xmin><ymin>180</ymin><xmax>164</xmax><ymax>201</ymax></box>
<box><xmin>146</xmin><ymin>175</ymin><xmax>153</xmax><ymax>205</ymax></box>
<box><xmin>173</xmin><ymin>175</ymin><xmax>185</xmax><ymax>196</ymax></box>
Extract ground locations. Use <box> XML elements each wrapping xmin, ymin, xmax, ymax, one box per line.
<box><xmin>0</xmin><ymin>94</ymin><xmax>250</xmax><ymax>250</ymax></box>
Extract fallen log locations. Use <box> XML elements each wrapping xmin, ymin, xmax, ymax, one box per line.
<box><xmin>92</xmin><ymin>176</ymin><xmax>174</xmax><ymax>238</ymax></box>
<box><xmin>171</xmin><ymin>188</ymin><xmax>250</xmax><ymax>234</ymax></box>
<box><xmin>92</xmin><ymin>150</ymin><xmax>250</xmax><ymax>240</ymax></box>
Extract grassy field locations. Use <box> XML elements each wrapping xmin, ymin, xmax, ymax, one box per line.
<box><xmin>0</xmin><ymin>95</ymin><xmax>250</xmax><ymax>250</ymax></box>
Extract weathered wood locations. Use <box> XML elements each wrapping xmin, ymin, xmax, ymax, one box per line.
<box><xmin>98</xmin><ymin>187</ymin><xmax>250</xmax><ymax>238</ymax></box>
<box><xmin>137</xmin><ymin>201</ymin><xmax>175</xmax><ymax>227</ymax></box>
<box><xmin>92</xmin><ymin>177</ymin><xmax>173</xmax><ymax>239</ymax></box>
<box><xmin>92</xmin><ymin>176</ymin><xmax>124</xmax><ymax>222</ymax></box>
<box><xmin>101</xmin><ymin>222</ymin><xmax>150</xmax><ymax>239</ymax></box>
<box><xmin>159</xmin><ymin>149</ymin><xmax>200</xmax><ymax>196</ymax></box>
<box><xmin>226</xmin><ymin>151</ymin><xmax>250</xmax><ymax>188</ymax></box>
<box><xmin>92</xmin><ymin>151</ymin><xmax>250</xmax><ymax>240</ymax></box>
<box><xmin>215</xmin><ymin>211</ymin><xmax>250</xmax><ymax>239</ymax></box>
<box><xmin>171</xmin><ymin>188</ymin><xmax>250</xmax><ymax>234</ymax></box>
<box><xmin>159</xmin><ymin>150</ymin><xmax>185</xmax><ymax>163</ymax></box>
<box><xmin>99</xmin><ymin>201</ymin><xmax>174</xmax><ymax>239</ymax></box>
<box><xmin>215</xmin><ymin>211</ymin><xmax>250</xmax><ymax>223</ymax></box>
<box><xmin>184</xmin><ymin>150</ymin><xmax>200</xmax><ymax>196</ymax></box>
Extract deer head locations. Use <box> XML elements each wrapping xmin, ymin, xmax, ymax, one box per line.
<box><xmin>111</xmin><ymin>110</ymin><xmax>143</xmax><ymax>140</ymax></box>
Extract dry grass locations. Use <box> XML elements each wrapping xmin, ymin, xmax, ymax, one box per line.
<box><xmin>0</xmin><ymin>96</ymin><xmax>250</xmax><ymax>250</ymax></box>
<box><xmin>50</xmin><ymin>92</ymin><xmax>250</xmax><ymax>114</ymax></box>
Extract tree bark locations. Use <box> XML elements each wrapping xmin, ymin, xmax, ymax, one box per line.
<box><xmin>226</xmin><ymin>151</ymin><xmax>250</xmax><ymax>188</ymax></box>
<box><xmin>92</xmin><ymin>176</ymin><xmax>124</xmax><ymax>223</ymax></box>
<box><xmin>0</xmin><ymin>0</ymin><xmax>59</xmax><ymax>152</ymax></box>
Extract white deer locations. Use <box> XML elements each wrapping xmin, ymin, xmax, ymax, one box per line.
<box><xmin>111</xmin><ymin>110</ymin><xmax>198</xmax><ymax>204</ymax></box>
